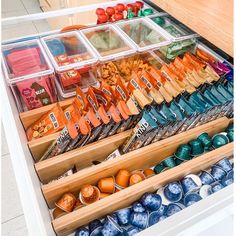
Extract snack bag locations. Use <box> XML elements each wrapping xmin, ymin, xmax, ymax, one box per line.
<box><xmin>169</xmin><ymin>63</ymin><xmax>196</xmax><ymax>94</ymax></box>
<box><xmin>120</xmin><ymin>111</ymin><xmax>157</xmax><ymax>153</ymax></box>
<box><xmin>160</xmin><ymin>64</ymin><xmax>185</xmax><ymax>94</ymax></box>
<box><xmin>138</xmin><ymin>71</ymin><xmax>165</xmax><ymax>105</ymax></box>
<box><xmin>59</xmin><ymin>69</ymin><xmax>81</xmax><ymax>88</ymax></box>
<box><xmin>16</xmin><ymin>76</ymin><xmax>55</xmax><ymax>111</ymax></box>
<box><xmin>100</xmin><ymin>81</ymin><xmax>123</xmax><ymax>136</ymax></box>
<box><xmin>173</xmin><ymin>57</ymin><xmax>201</xmax><ymax>88</ymax></box>
<box><xmin>40</xmin><ymin>117</ymin><xmax>78</xmax><ymax>161</ymax></box>
<box><xmin>26</xmin><ymin>103</ymin><xmax>66</xmax><ymax>141</ymax></box>
<box><xmin>112</xmin><ymin>77</ymin><xmax>134</xmax><ymax>133</ymax></box>
<box><xmin>148</xmin><ymin>67</ymin><xmax>176</xmax><ymax>101</ymax></box>
<box><xmin>85</xmin><ymin>88</ymin><xmax>104</xmax><ymax>143</ymax></box>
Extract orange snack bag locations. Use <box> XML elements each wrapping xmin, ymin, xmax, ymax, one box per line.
<box><xmin>195</xmin><ymin>48</ymin><xmax>216</xmax><ymax>64</ymax></box>
<box><xmin>26</xmin><ymin>103</ymin><xmax>66</xmax><ymax>141</ymax></box>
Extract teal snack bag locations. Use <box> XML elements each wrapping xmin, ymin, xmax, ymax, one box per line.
<box><xmin>120</xmin><ymin>111</ymin><xmax>157</xmax><ymax>153</ymax></box>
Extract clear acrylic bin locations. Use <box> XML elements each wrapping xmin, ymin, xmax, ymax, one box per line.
<box><xmin>41</xmin><ymin>31</ymin><xmax>99</xmax><ymax>99</ymax></box>
<box><xmin>1</xmin><ymin>39</ymin><xmax>57</xmax><ymax>112</ymax></box>
<box><xmin>116</xmin><ymin>17</ymin><xmax>171</xmax><ymax>52</ymax></box>
<box><xmin>147</xmin><ymin>14</ymin><xmax>198</xmax><ymax>42</ymax></box>
<box><xmin>80</xmin><ymin>24</ymin><xmax>136</xmax><ymax>62</ymax></box>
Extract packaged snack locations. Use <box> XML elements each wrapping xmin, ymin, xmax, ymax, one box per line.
<box><xmin>58</xmin><ymin>70</ymin><xmax>81</xmax><ymax>88</ymax></box>
<box><xmin>16</xmin><ymin>76</ymin><xmax>55</xmax><ymax>110</ymax></box>
<box><xmin>120</xmin><ymin>111</ymin><xmax>157</xmax><ymax>153</ymax></box>
<box><xmin>40</xmin><ymin>118</ymin><xmax>78</xmax><ymax>161</ymax></box>
<box><xmin>26</xmin><ymin>104</ymin><xmax>66</xmax><ymax>141</ymax></box>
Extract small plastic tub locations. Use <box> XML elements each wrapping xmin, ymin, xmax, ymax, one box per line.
<box><xmin>1</xmin><ymin>39</ymin><xmax>57</xmax><ymax>112</ymax></box>
<box><xmin>41</xmin><ymin>31</ymin><xmax>99</xmax><ymax>99</ymax></box>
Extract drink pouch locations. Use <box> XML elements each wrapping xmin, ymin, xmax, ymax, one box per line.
<box><xmin>26</xmin><ymin>104</ymin><xmax>66</xmax><ymax>141</ymax></box>
<box><xmin>40</xmin><ymin>118</ymin><xmax>78</xmax><ymax>161</ymax></box>
<box><xmin>86</xmin><ymin>89</ymin><xmax>105</xmax><ymax>143</ymax></box>
<box><xmin>169</xmin><ymin>101</ymin><xmax>187</xmax><ymax>132</ymax></box>
<box><xmin>159</xmin><ymin>103</ymin><xmax>182</xmax><ymax>138</ymax></box>
<box><xmin>222</xmin><ymin>61</ymin><xmax>233</xmax><ymax>81</ymax></box>
<box><xmin>120</xmin><ymin>111</ymin><xmax>157</xmax><ymax>154</ymax></box>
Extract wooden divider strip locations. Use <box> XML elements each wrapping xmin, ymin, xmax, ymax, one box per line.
<box><xmin>52</xmin><ymin>143</ymin><xmax>233</xmax><ymax>236</ymax></box>
<box><xmin>35</xmin><ymin>129</ymin><xmax>132</xmax><ymax>183</ymax></box>
<box><xmin>42</xmin><ymin>117</ymin><xmax>229</xmax><ymax>208</ymax></box>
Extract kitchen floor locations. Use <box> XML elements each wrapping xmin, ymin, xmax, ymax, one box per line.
<box><xmin>1</xmin><ymin>1</ymin><xmax>46</xmax><ymax>235</ymax></box>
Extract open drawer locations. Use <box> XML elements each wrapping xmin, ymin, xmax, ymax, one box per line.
<box><xmin>1</xmin><ymin>1</ymin><xmax>234</xmax><ymax>236</ymax></box>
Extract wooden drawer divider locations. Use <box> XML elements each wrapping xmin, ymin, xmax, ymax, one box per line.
<box><xmin>42</xmin><ymin>116</ymin><xmax>230</xmax><ymax>208</ymax></box>
<box><xmin>35</xmin><ymin>129</ymin><xmax>132</xmax><ymax>183</ymax></box>
<box><xmin>52</xmin><ymin>143</ymin><xmax>233</xmax><ymax>236</ymax></box>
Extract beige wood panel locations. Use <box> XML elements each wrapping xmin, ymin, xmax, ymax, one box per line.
<box><xmin>53</xmin><ymin>142</ymin><xmax>233</xmax><ymax>236</ymax></box>
<box><xmin>151</xmin><ymin>0</ymin><xmax>233</xmax><ymax>56</ymax></box>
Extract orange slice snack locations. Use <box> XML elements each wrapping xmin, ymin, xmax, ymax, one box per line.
<box><xmin>26</xmin><ymin>103</ymin><xmax>66</xmax><ymax>141</ymax></box>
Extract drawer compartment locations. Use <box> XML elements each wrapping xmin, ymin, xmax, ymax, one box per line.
<box><xmin>52</xmin><ymin>144</ymin><xmax>233</xmax><ymax>236</ymax></box>
<box><xmin>35</xmin><ymin>116</ymin><xmax>232</xmax><ymax>235</ymax></box>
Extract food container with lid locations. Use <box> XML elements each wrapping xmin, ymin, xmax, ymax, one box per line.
<box><xmin>1</xmin><ymin>39</ymin><xmax>57</xmax><ymax>112</ymax></box>
<box><xmin>80</xmin><ymin>24</ymin><xmax>136</xmax><ymax>62</ymax></box>
<box><xmin>147</xmin><ymin>14</ymin><xmax>198</xmax><ymax>60</ymax></box>
<box><xmin>41</xmin><ymin>31</ymin><xmax>99</xmax><ymax>100</ymax></box>
<box><xmin>115</xmin><ymin>17</ymin><xmax>171</xmax><ymax>52</ymax></box>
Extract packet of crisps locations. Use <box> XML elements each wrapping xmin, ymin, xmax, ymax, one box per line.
<box><xmin>26</xmin><ymin>103</ymin><xmax>66</xmax><ymax>141</ymax></box>
<box><xmin>40</xmin><ymin>117</ymin><xmax>78</xmax><ymax>161</ymax></box>
<box><xmin>120</xmin><ymin>111</ymin><xmax>157</xmax><ymax>154</ymax></box>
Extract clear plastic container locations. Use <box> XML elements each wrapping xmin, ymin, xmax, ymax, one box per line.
<box><xmin>41</xmin><ymin>31</ymin><xmax>99</xmax><ymax>99</ymax></box>
<box><xmin>116</xmin><ymin>17</ymin><xmax>171</xmax><ymax>52</ymax></box>
<box><xmin>147</xmin><ymin>14</ymin><xmax>198</xmax><ymax>42</ymax></box>
<box><xmin>80</xmin><ymin>24</ymin><xmax>136</xmax><ymax>62</ymax></box>
<box><xmin>1</xmin><ymin>39</ymin><xmax>57</xmax><ymax>112</ymax></box>
<box><xmin>153</xmin><ymin>39</ymin><xmax>197</xmax><ymax>61</ymax></box>
<box><xmin>55</xmin><ymin>70</ymin><xmax>99</xmax><ymax>100</ymax></box>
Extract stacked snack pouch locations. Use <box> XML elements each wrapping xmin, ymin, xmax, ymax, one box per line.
<box><xmin>120</xmin><ymin>49</ymin><xmax>233</xmax><ymax>153</ymax></box>
<box><xmin>26</xmin><ymin>46</ymin><xmax>233</xmax><ymax>160</ymax></box>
